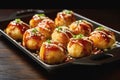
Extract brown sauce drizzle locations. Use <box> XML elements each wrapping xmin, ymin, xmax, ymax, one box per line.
<box><xmin>57</xmin><ymin>27</ymin><xmax>73</xmax><ymax>40</ymax></box>
<box><xmin>23</xmin><ymin>29</ymin><xmax>46</xmax><ymax>50</ymax></box>
<box><xmin>57</xmin><ymin>12</ymin><xmax>76</xmax><ymax>25</ymax></box>
<box><xmin>9</xmin><ymin>21</ymin><xmax>29</xmax><ymax>34</ymax></box>
<box><xmin>69</xmin><ymin>38</ymin><xmax>93</xmax><ymax>56</ymax></box>
<box><xmin>42</xmin><ymin>41</ymin><xmax>66</xmax><ymax>60</ymax></box>
<box><xmin>91</xmin><ymin>31</ymin><xmax>111</xmax><ymax>44</ymax></box>
<box><xmin>70</xmin><ymin>20</ymin><xmax>93</xmax><ymax>36</ymax></box>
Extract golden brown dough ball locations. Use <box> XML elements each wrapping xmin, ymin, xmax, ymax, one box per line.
<box><xmin>22</xmin><ymin>28</ymin><xmax>46</xmax><ymax>51</ymax></box>
<box><xmin>55</xmin><ymin>9</ymin><xmax>76</xmax><ymax>27</ymax></box>
<box><xmin>5</xmin><ymin>18</ymin><xmax>30</xmax><ymax>41</ymax></box>
<box><xmin>35</xmin><ymin>18</ymin><xmax>56</xmax><ymax>39</ymax></box>
<box><xmin>67</xmin><ymin>34</ymin><xmax>93</xmax><ymax>58</ymax></box>
<box><xmin>39</xmin><ymin>40</ymin><xmax>67</xmax><ymax>64</ymax></box>
<box><xmin>29</xmin><ymin>14</ymin><xmax>49</xmax><ymax>28</ymax></box>
<box><xmin>51</xmin><ymin>26</ymin><xmax>73</xmax><ymax>47</ymax></box>
<box><xmin>69</xmin><ymin>20</ymin><xmax>93</xmax><ymax>36</ymax></box>
<box><xmin>89</xmin><ymin>27</ymin><xmax>116</xmax><ymax>49</ymax></box>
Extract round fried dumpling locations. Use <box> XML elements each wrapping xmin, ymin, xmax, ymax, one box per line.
<box><xmin>22</xmin><ymin>28</ymin><xmax>46</xmax><ymax>51</ymax></box>
<box><xmin>36</xmin><ymin>18</ymin><xmax>56</xmax><ymax>39</ymax></box>
<box><xmin>69</xmin><ymin>20</ymin><xmax>93</xmax><ymax>36</ymax></box>
<box><xmin>39</xmin><ymin>40</ymin><xmax>67</xmax><ymax>64</ymax></box>
<box><xmin>55</xmin><ymin>9</ymin><xmax>76</xmax><ymax>27</ymax></box>
<box><xmin>67</xmin><ymin>34</ymin><xmax>93</xmax><ymax>58</ymax></box>
<box><xmin>5</xmin><ymin>18</ymin><xmax>30</xmax><ymax>40</ymax></box>
<box><xmin>51</xmin><ymin>26</ymin><xmax>73</xmax><ymax>47</ymax></box>
<box><xmin>29</xmin><ymin>14</ymin><xmax>48</xmax><ymax>28</ymax></box>
<box><xmin>89</xmin><ymin>27</ymin><xmax>116</xmax><ymax>49</ymax></box>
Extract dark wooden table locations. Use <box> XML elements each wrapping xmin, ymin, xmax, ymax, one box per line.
<box><xmin>0</xmin><ymin>9</ymin><xmax>120</xmax><ymax>80</ymax></box>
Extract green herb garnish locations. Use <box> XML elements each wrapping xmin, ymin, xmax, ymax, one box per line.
<box><xmin>75</xmin><ymin>20</ymin><xmax>82</xmax><ymax>26</ymax></box>
<box><xmin>63</xmin><ymin>10</ymin><xmax>72</xmax><ymax>14</ymax></box>
<box><xmin>32</xmin><ymin>28</ymin><xmax>38</xmax><ymax>33</ymax></box>
<box><xmin>73</xmin><ymin>34</ymin><xmax>85</xmax><ymax>39</ymax></box>
<box><xmin>78</xmin><ymin>20</ymin><xmax>83</xmax><ymax>23</ymax></box>
<box><xmin>15</xmin><ymin>18</ymin><xmax>21</xmax><ymax>23</ymax></box>
<box><xmin>56</xmin><ymin>26</ymin><xmax>63</xmax><ymax>32</ymax></box>
<box><xmin>37</xmin><ymin>14</ymin><xmax>45</xmax><ymax>17</ymax></box>
<box><xmin>96</xmin><ymin>26</ymin><xmax>104</xmax><ymax>31</ymax></box>
<box><xmin>46</xmin><ymin>39</ymin><xmax>51</xmax><ymax>43</ymax></box>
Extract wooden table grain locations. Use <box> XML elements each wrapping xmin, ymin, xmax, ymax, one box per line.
<box><xmin>0</xmin><ymin>9</ymin><xmax>120</xmax><ymax>80</ymax></box>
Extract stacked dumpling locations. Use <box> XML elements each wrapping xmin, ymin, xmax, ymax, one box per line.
<box><xmin>39</xmin><ymin>40</ymin><xmax>67</xmax><ymax>64</ymax></box>
<box><xmin>29</xmin><ymin>14</ymin><xmax>49</xmax><ymax>28</ymax></box>
<box><xmin>35</xmin><ymin>18</ymin><xmax>56</xmax><ymax>39</ymax></box>
<box><xmin>51</xmin><ymin>26</ymin><xmax>73</xmax><ymax>47</ymax></box>
<box><xmin>22</xmin><ymin>28</ymin><xmax>46</xmax><ymax>51</ymax></box>
<box><xmin>55</xmin><ymin>9</ymin><xmax>76</xmax><ymax>27</ymax></box>
<box><xmin>22</xmin><ymin>14</ymin><xmax>56</xmax><ymax>51</ymax></box>
<box><xmin>69</xmin><ymin>20</ymin><xmax>93</xmax><ymax>36</ymax></box>
<box><xmin>67</xmin><ymin>34</ymin><xmax>93</xmax><ymax>58</ymax></box>
<box><xmin>89</xmin><ymin>27</ymin><xmax>116</xmax><ymax>49</ymax></box>
<box><xmin>5</xmin><ymin>18</ymin><xmax>30</xmax><ymax>41</ymax></box>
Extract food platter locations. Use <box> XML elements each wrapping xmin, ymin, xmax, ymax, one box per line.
<box><xmin>0</xmin><ymin>9</ymin><xmax>120</xmax><ymax>72</ymax></box>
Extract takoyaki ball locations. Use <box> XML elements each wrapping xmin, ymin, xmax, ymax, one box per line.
<box><xmin>22</xmin><ymin>28</ymin><xmax>46</xmax><ymax>51</ymax></box>
<box><xmin>5</xmin><ymin>18</ymin><xmax>30</xmax><ymax>40</ymax></box>
<box><xmin>51</xmin><ymin>26</ymin><xmax>73</xmax><ymax>47</ymax></box>
<box><xmin>39</xmin><ymin>40</ymin><xmax>67</xmax><ymax>64</ymax></box>
<box><xmin>89</xmin><ymin>27</ymin><xmax>116</xmax><ymax>49</ymax></box>
<box><xmin>67</xmin><ymin>34</ymin><xmax>93</xmax><ymax>58</ymax></box>
<box><xmin>55</xmin><ymin>9</ymin><xmax>76</xmax><ymax>27</ymax></box>
<box><xmin>36</xmin><ymin>18</ymin><xmax>56</xmax><ymax>39</ymax></box>
<box><xmin>29</xmin><ymin>14</ymin><xmax>49</xmax><ymax>28</ymax></box>
<box><xmin>69</xmin><ymin>20</ymin><xmax>93</xmax><ymax>36</ymax></box>
<box><xmin>95</xmin><ymin>26</ymin><xmax>116</xmax><ymax>41</ymax></box>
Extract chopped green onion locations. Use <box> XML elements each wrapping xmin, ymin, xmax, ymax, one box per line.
<box><xmin>37</xmin><ymin>14</ymin><xmax>45</xmax><ymax>17</ymax></box>
<box><xmin>78</xmin><ymin>20</ymin><xmax>83</xmax><ymax>23</ymax></box>
<box><xmin>73</xmin><ymin>34</ymin><xmax>85</xmax><ymax>39</ymax></box>
<box><xmin>15</xmin><ymin>18</ymin><xmax>21</xmax><ymax>23</ymax></box>
<box><xmin>32</xmin><ymin>28</ymin><xmax>38</xmax><ymax>33</ymax></box>
<box><xmin>63</xmin><ymin>10</ymin><xmax>72</xmax><ymax>14</ymax></box>
<box><xmin>56</xmin><ymin>26</ymin><xmax>62</xmax><ymax>32</ymax></box>
<box><xmin>75</xmin><ymin>20</ymin><xmax>82</xmax><ymax>26</ymax></box>
<box><xmin>96</xmin><ymin>26</ymin><xmax>104</xmax><ymax>31</ymax></box>
<box><xmin>46</xmin><ymin>39</ymin><xmax>51</xmax><ymax>43</ymax></box>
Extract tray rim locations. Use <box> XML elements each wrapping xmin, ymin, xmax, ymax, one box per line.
<box><xmin>0</xmin><ymin>9</ymin><xmax>120</xmax><ymax>71</ymax></box>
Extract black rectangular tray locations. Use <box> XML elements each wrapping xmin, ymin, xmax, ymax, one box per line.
<box><xmin>0</xmin><ymin>9</ymin><xmax>120</xmax><ymax>72</ymax></box>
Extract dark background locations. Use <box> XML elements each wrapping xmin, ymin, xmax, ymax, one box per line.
<box><xmin>0</xmin><ymin>9</ymin><xmax>120</xmax><ymax>31</ymax></box>
<box><xmin>0</xmin><ymin>0</ymin><xmax>120</xmax><ymax>9</ymax></box>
